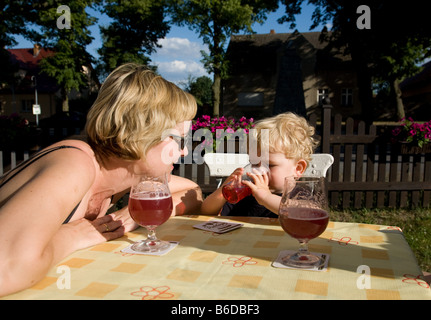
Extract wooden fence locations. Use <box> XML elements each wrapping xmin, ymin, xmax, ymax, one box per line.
<box><xmin>1</xmin><ymin>112</ymin><xmax>430</xmax><ymax>209</ymax></box>
<box><xmin>173</xmin><ymin>104</ymin><xmax>431</xmax><ymax>209</ymax></box>
<box><xmin>0</xmin><ymin>127</ymin><xmax>82</xmax><ymax>175</ymax></box>
<box><xmin>316</xmin><ymin>104</ymin><xmax>431</xmax><ymax>209</ymax></box>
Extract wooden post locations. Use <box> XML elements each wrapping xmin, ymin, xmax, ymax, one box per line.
<box><xmin>321</xmin><ymin>100</ymin><xmax>332</xmax><ymax>154</ymax></box>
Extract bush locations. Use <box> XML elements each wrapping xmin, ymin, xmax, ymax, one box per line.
<box><xmin>0</xmin><ymin>113</ymin><xmax>36</xmax><ymax>150</ymax></box>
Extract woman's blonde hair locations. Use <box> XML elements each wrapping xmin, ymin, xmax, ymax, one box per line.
<box><xmin>86</xmin><ymin>63</ymin><xmax>197</xmax><ymax>164</ymax></box>
<box><xmin>252</xmin><ymin>112</ymin><xmax>319</xmax><ymax>163</ymax></box>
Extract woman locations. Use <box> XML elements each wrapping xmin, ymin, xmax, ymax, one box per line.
<box><xmin>0</xmin><ymin>63</ymin><xmax>202</xmax><ymax>296</ymax></box>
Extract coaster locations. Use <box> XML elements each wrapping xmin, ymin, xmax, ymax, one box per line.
<box><xmin>193</xmin><ymin>219</ymin><xmax>243</xmax><ymax>234</ymax></box>
<box><xmin>272</xmin><ymin>250</ymin><xmax>329</xmax><ymax>272</ymax></box>
<box><xmin>121</xmin><ymin>241</ymin><xmax>179</xmax><ymax>256</ymax></box>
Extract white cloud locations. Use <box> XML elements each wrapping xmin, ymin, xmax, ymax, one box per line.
<box><xmin>151</xmin><ymin>37</ymin><xmax>210</xmax><ymax>84</ymax></box>
<box><xmin>153</xmin><ymin>60</ymin><xmax>209</xmax><ymax>85</ymax></box>
<box><xmin>155</xmin><ymin>37</ymin><xmax>206</xmax><ymax>59</ymax></box>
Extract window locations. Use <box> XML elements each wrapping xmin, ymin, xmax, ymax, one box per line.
<box><xmin>21</xmin><ymin>99</ymin><xmax>34</xmax><ymax>113</ymax></box>
<box><xmin>238</xmin><ymin>92</ymin><xmax>264</xmax><ymax>107</ymax></box>
<box><xmin>341</xmin><ymin>88</ymin><xmax>353</xmax><ymax>106</ymax></box>
<box><xmin>317</xmin><ymin>89</ymin><xmax>329</xmax><ymax>105</ymax></box>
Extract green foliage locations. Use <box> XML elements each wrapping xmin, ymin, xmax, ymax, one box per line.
<box><xmin>169</xmin><ymin>0</ymin><xmax>277</xmax><ymax>76</ymax></box>
<box><xmin>0</xmin><ymin>113</ymin><xmax>35</xmax><ymax>150</ymax></box>
<box><xmin>0</xmin><ymin>1</ymin><xmax>34</xmax><ymax>85</ymax></box>
<box><xmin>391</xmin><ymin>117</ymin><xmax>431</xmax><ymax>148</ymax></box>
<box><xmin>26</xmin><ymin>1</ymin><xmax>97</xmax><ymax>111</ymax></box>
<box><xmin>183</xmin><ymin>75</ymin><xmax>213</xmax><ymax>107</ymax></box>
<box><xmin>278</xmin><ymin>0</ymin><xmax>431</xmax><ymax>120</ymax></box>
<box><xmin>168</xmin><ymin>0</ymin><xmax>279</xmax><ymax>115</ymax></box>
<box><xmin>0</xmin><ymin>1</ymin><xmax>31</xmax><ymax>48</ymax></box>
<box><xmin>97</xmin><ymin>0</ymin><xmax>170</xmax><ymax>76</ymax></box>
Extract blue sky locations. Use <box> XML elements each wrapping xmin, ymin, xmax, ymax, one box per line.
<box><xmin>12</xmin><ymin>3</ymin><xmax>320</xmax><ymax>86</ymax></box>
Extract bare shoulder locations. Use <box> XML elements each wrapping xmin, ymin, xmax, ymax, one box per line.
<box><xmin>0</xmin><ymin>141</ymin><xmax>99</xmax><ymax>234</ymax></box>
<box><xmin>40</xmin><ymin>140</ymin><xmax>97</xmax><ymax>187</ymax></box>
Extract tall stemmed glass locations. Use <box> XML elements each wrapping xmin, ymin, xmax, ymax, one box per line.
<box><xmin>278</xmin><ymin>176</ymin><xmax>329</xmax><ymax>268</ymax></box>
<box><xmin>128</xmin><ymin>174</ymin><xmax>173</xmax><ymax>253</ymax></box>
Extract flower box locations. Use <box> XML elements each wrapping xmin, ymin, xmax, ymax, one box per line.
<box><xmin>391</xmin><ymin>117</ymin><xmax>431</xmax><ymax>154</ymax></box>
<box><xmin>399</xmin><ymin>142</ymin><xmax>431</xmax><ymax>155</ymax></box>
<box><xmin>192</xmin><ymin>115</ymin><xmax>254</xmax><ymax>154</ymax></box>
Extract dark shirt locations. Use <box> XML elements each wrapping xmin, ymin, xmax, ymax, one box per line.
<box><xmin>220</xmin><ymin>195</ymin><xmax>278</xmax><ymax>218</ymax></box>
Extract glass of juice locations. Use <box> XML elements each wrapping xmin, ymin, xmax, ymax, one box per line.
<box><xmin>222</xmin><ymin>162</ymin><xmax>269</xmax><ymax>204</ymax></box>
<box><xmin>222</xmin><ymin>180</ymin><xmax>252</xmax><ymax>204</ymax></box>
<box><xmin>128</xmin><ymin>173</ymin><xmax>173</xmax><ymax>253</ymax></box>
<box><xmin>278</xmin><ymin>176</ymin><xmax>329</xmax><ymax>268</ymax></box>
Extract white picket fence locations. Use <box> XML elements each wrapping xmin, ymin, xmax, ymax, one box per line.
<box><xmin>0</xmin><ymin>150</ymin><xmax>31</xmax><ymax>175</ymax></box>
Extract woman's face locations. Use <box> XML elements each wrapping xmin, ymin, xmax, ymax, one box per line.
<box><xmin>137</xmin><ymin>121</ymin><xmax>191</xmax><ymax>178</ymax></box>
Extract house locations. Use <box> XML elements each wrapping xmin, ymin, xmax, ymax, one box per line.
<box><xmin>400</xmin><ymin>60</ymin><xmax>431</xmax><ymax>120</ymax></box>
<box><xmin>222</xmin><ymin>30</ymin><xmax>360</xmax><ymax>120</ymax></box>
<box><xmin>0</xmin><ymin>45</ymin><xmax>58</xmax><ymax>123</ymax></box>
<box><xmin>0</xmin><ymin>44</ymin><xmax>98</xmax><ymax>124</ymax></box>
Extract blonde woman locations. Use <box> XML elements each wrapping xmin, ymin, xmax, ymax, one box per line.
<box><xmin>0</xmin><ymin>63</ymin><xmax>202</xmax><ymax>296</ymax></box>
<box><xmin>201</xmin><ymin>112</ymin><xmax>318</xmax><ymax>216</ymax></box>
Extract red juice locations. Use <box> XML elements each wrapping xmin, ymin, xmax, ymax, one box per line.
<box><xmin>279</xmin><ymin>207</ymin><xmax>329</xmax><ymax>241</ymax></box>
<box><xmin>222</xmin><ymin>184</ymin><xmax>252</xmax><ymax>204</ymax></box>
<box><xmin>128</xmin><ymin>196</ymin><xmax>173</xmax><ymax>227</ymax></box>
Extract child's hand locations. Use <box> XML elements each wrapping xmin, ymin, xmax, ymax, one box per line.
<box><xmin>221</xmin><ymin>167</ymin><xmax>244</xmax><ymax>187</ymax></box>
<box><xmin>242</xmin><ymin>170</ymin><xmax>272</xmax><ymax>205</ymax></box>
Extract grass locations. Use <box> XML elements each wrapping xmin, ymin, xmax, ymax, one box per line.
<box><xmin>330</xmin><ymin>207</ymin><xmax>431</xmax><ymax>272</ymax></box>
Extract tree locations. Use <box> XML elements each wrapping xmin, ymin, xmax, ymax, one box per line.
<box><xmin>183</xmin><ymin>75</ymin><xmax>213</xmax><ymax>114</ymax></box>
<box><xmin>374</xmin><ymin>40</ymin><xmax>428</xmax><ymax>120</ymax></box>
<box><xmin>0</xmin><ymin>1</ymin><xmax>33</xmax><ymax>86</ymax></box>
<box><xmin>27</xmin><ymin>0</ymin><xmax>97</xmax><ymax>113</ymax></box>
<box><xmin>169</xmin><ymin>0</ymin><xmax>278</xmax><ymax>116</ymax></box>
<box><xmin>97</xmin><ymin>0</ymin><xmax>170</xmax><ymax>76</ymax></box>
<box><xmin>279</xmin><ymin>0</ymin><xmax>431</xmax><ymax>121</ymax></box>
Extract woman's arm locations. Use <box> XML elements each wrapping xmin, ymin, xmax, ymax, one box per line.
<box><xmin>0</xmin><ymin>149</ymin><xmax>112</xmax><ymax>296</ymax></box>
<box><xmin>169</xmin><ymin>175</ymin><xmax>203</xmax><ymax>215</ymax></box>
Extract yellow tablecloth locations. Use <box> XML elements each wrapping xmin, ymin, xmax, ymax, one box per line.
<box><xmin>3</xmin><ymin>215</ymin><xmax>431</xmax><ymax>300</ymax></box>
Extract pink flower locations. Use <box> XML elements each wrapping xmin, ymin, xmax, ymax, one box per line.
<box><xmin>392</xmin><ymin>127</ymin><xmax>401</xmax><ymax>136</ymax></box>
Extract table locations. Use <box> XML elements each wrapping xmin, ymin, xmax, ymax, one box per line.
<box><xmin>3</xmin><ymin>215</ymin><xmax>431</xmax><ymax>300</ymax></box>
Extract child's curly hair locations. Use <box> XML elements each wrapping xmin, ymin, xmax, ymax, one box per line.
<box><xmin>252</xmin><ymin>112</ymin><xmax>319</xmax><ymax>164</ymax></box>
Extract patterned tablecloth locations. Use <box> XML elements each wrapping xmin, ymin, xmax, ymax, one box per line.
<box><xmin>3</xmin><ymin>215</ymin><xmax>431</xmax><ymax>300</ymax></box>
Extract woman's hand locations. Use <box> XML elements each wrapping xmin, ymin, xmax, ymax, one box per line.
<box><xmin>66</xmin><ymin>208</ymin><xmax>139</xmax><ymax>251</ymax></box>
<box><xmin>109</xmin><ymin>206</ymin><xmax>139</xmax><ymax>233</ymax></box>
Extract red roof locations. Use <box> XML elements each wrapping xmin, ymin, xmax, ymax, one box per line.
<box><xmin>8</xmin><ymin>47</ymin><xmax>55</xmax><ymax>70</ymax></box>
<box><xmin>4</xmin><ymin>47</ymin><xmax>58</xmax><ymax>94</ymax></box>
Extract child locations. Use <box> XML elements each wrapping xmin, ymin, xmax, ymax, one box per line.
<box><xmin>200</xmin><ymin>112</ymin><xmax>318</xmax><ymax>217</ymax></box>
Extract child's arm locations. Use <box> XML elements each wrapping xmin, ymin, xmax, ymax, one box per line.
<box><xmin>200</xmin><ymin>168</ymin><xmax>244</xmax><ymax>215</ymax></box>
<box><xmin>242</xmin><ymin>172</ymin><xmax>281</xmax><ymax>214</ymax></box>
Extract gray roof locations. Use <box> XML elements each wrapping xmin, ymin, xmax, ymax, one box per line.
<box><xmin>228</xmin><ymin>31</ymin><xmax>350</xmax><ymax>61</ymax></box>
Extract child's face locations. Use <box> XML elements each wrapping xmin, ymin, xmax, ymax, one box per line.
<box><xmin>267</xmin><ymin>152</ymin><xmax>306</xmax><ymax>193</ymax></box>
